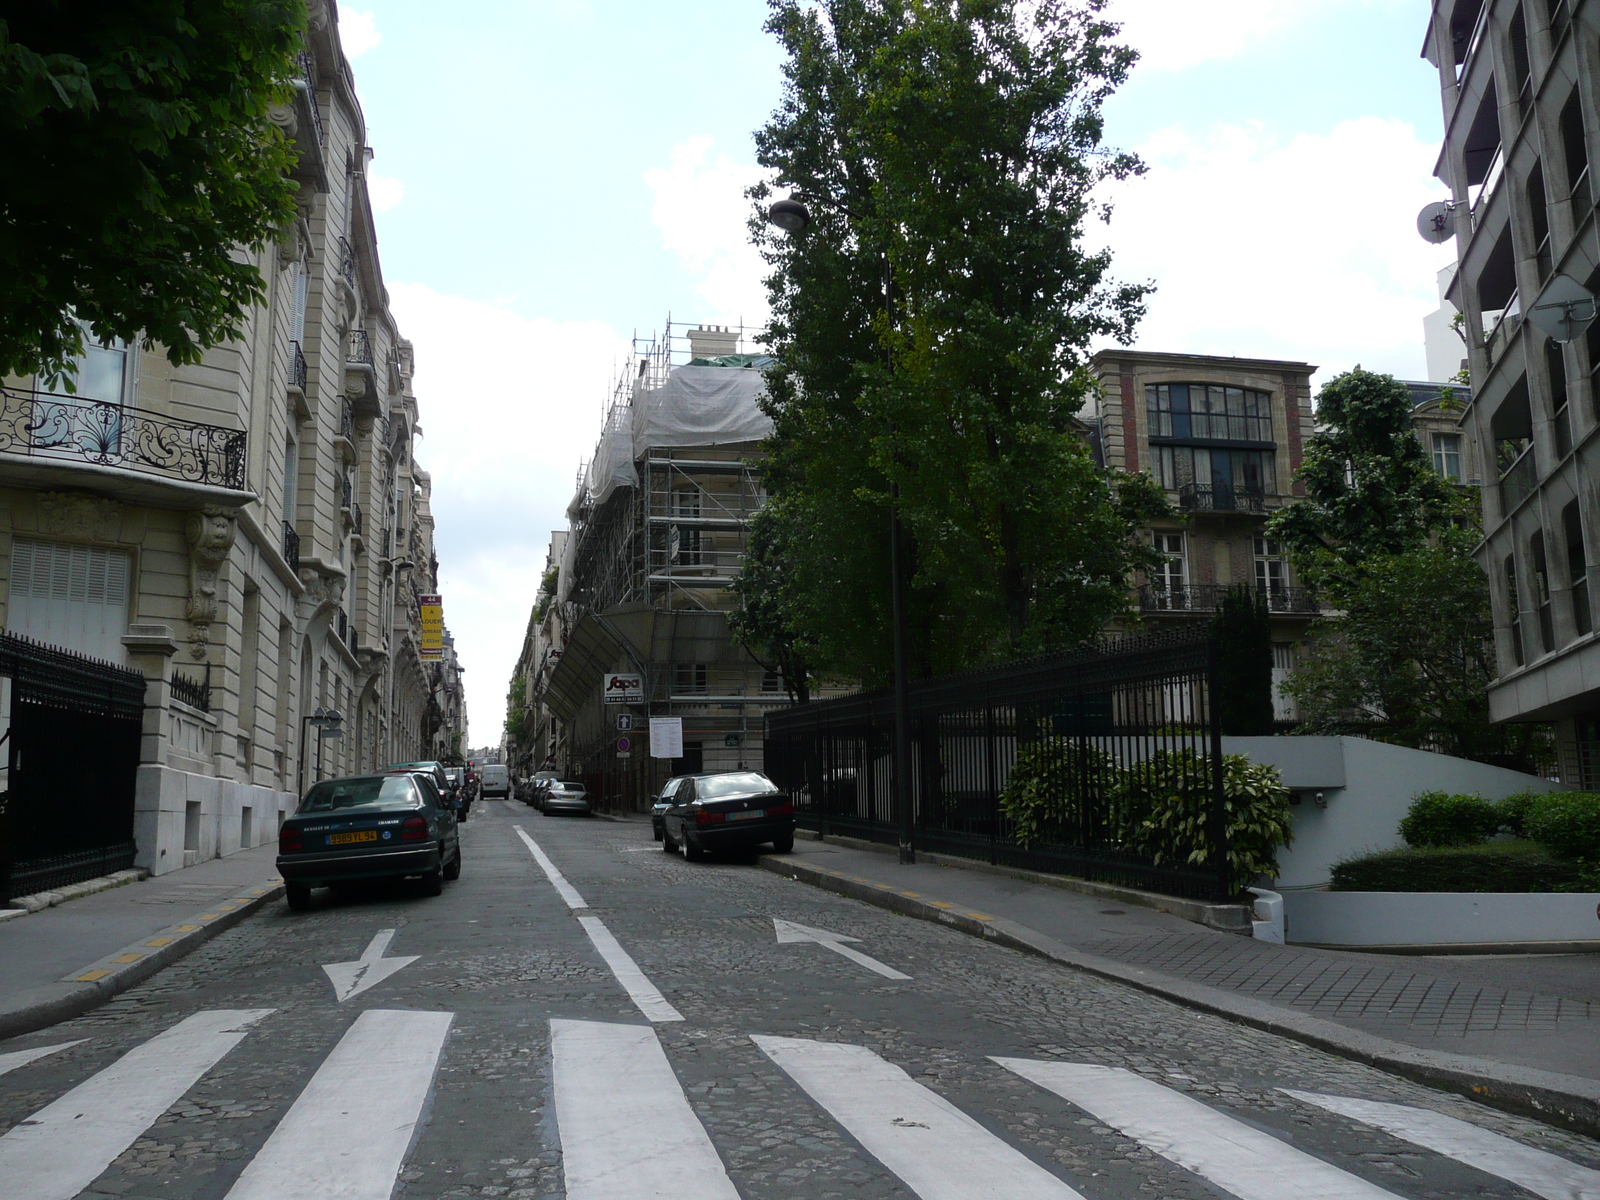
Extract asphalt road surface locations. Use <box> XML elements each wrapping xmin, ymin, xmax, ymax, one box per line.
<box><xmin>4</xmin><ymin>798</ymin><xmax>1600</xmax><ymax>1200</ymax></box>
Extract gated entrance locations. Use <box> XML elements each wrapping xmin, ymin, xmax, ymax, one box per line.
<box><xmin>0</xmin><ymin>631</ymin><xmax>146</xmax><ymax>903</ymax></box>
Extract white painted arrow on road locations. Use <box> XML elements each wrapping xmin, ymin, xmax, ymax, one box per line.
<box><xmin>322</xmin><ymin>929</ymin><xmax>418</xmax><ymax>1002</ymax></box>
<box><xmin>773</xmin><ymin>918</ymin><xmax>911</xmax><ymax>980</ymax></box>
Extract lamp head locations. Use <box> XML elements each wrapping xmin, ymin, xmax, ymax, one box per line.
<box><xmin>767</xmin><ymin>198</ymin><xmax>811</xmax><ymax>234</ymax></box>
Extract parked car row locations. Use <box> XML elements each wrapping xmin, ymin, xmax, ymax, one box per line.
<box><xmin>519</xmin><ymin>774</ymin><xmax>591</xmax><ymax>816</ymax></box>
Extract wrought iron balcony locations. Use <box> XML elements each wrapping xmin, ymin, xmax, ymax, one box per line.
<box><xmin>337</xmin><ymin>609</ymin><xmax>349</xmax><ymax>645</ymax></box>
<box><xmin>339</xmin><ymin>397</ymin><xmax>354</xmax><ymax>442</ymax></box>
<box><xmin>289</xmin><ymin>341</ymin><xmax>307</xmax><ymax>393</ymax></box>
<box><xmin>1177</xmin><ymin>484</ymin><xmax>1269</xmax><ymax>514</ymax></box>
<box><xmin>340</xmin><ymin>475</ymin><xmax>353</xmax><ymax>511</ymax></box>
<box><xmin>296</xmin><ymin>51</ymin><xmax>325</xmax><ymax>145</ymax></box>
<box><xmin>347</xmin><ymin>329</ymin><xmax>373</xmax><ymax>366</ymax></box>
<box><xmin>0</xmin><ymin>387</ymin><xmax>246</xmax><ymax>490</ymax></box>
<box><xmin>281</xmin><ymin>520</ymin><xmax>300</xmax><ymax>573</ymax></box>
<box><xmin>1139</xmin><ymin>584</ymin><xmax>1321</xmax><ymax>615</ymax></box>
<box><xmin>352</xmin><ymin>503</ymin><xmax>364</xmax><ymax>535</ymax></box>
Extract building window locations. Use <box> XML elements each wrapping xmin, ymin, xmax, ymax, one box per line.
<box><xmin>1548</xmin><ymin>340</ymin><xmax>1572</xmax><ymax>459</ymax></box>
<box><xmin>1561</xmin><ymin>90</ymin><xmax>1589</xmax><ymax>209</ymax></box>
<box><xmin>1152</xmin><ymin>445</ymin><xmax>1277</xmax><ymax>497</ymax></box>
<box><xmin>1506</xmin><ymin>555</ymin><xmax>1525</xmax><ymax>668</ymax></box>
<box><xmin>1431</xmin><ymin>433</ymin><xmax>1462</xmax><ymax>480</ymax></box>
<box><xmin>6</xmin><ymin>538</ymin><xmax>132</xmax><ymax>664</ymax></box>
<box><xmin>1531</xmin><ymin>530</ymin><xmax>1555</xmax><ymax>654</ymax></box>
<box><xmin>672</xmin><ymin>663</ymin><xmax>707</xmax><ymax>694</ymax></box>
<box><xmin>671</xmin><ymin>489</ymin><xmax>701</xmax><ymax>566</ymax></box>
<box><xmin>1564</xmin><ymin>500</ymin><xmax>1591</xmax><ymax>636</ymax></box>
<box><xmin>1254</xmin><ymin>537</ymin><xmax>1288</xmax><ymax>598</ymax></box>
<box><xmin>1151</xmin><ymin>532</ymin><xmax>1187</xmax><ymax>607</ymax></box>
<box><xmin>762</xmin><ymin>668</ymin><xmax>783</xmax><ymax>692</ymax></box>
<box><xmin>1146</xmin><ymin>383</ymin><xmax>1273</xmax><ymax>443</ymax></box>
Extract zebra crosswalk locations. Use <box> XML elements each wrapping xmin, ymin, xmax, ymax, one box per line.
<box><xmin>3</xmin><ymin>1008</ymin><xmax>1599</xmax><ymax>1200</ymax></box>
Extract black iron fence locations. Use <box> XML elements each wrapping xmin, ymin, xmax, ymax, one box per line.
<box><xmin>171</xmin><ymin>667</ymin><xmax>211</xmax><ymax>713</ymax></box>
<box><xmin>0</xmin><ymin>632</ymin><xmax>146</xmax><ymax>903</ymax></box>
<box><xmin>764</xmin><ymin>629</ymin><xmax>1233</xmax><ymax>901</ymax></box>
<box><xmin>1178</xmin><ymin>484</ymin><xmax>1268</xmax><ymax>513</ymax></box>
<box><xmin>1139</xmin><ymin>584</ymin><xmax>1320</xmax><ymax>615</ymax></box>
<box><xmin>0</xmin><ymin>388</ymin><xmax>247</xmax><ymax>490</ymax></box>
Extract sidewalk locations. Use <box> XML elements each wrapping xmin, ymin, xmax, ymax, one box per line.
<box><xmin>0</xmin><ymin>844</ymin><xmax>284</xmax><ymax>1040</ymax></box>
<box><xmin>762</xmin><ymin>835</ymin><xmax>1600</xmax><ymax>1135</ymax></box>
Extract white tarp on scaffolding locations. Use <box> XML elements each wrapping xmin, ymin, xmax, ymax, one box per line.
<box><xmin>574</xmin><ymin>364</ymin><xmax>772</xmax><ymax>513</ymax></box>
<box><xmin>629</xmin><ymin>364</ymin><xmax>772</xmax><ymax>459</ymax></box>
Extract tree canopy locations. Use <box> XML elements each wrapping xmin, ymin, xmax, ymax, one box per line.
<box><xmin>742</xmin><ymin>0</ymin><xmax>1162</xmax><ymax>687</ymax></box>
<box><xmin>1</xmin><ymin>2</ymin><xmax>306</xmax><ymax>383</ymax></box>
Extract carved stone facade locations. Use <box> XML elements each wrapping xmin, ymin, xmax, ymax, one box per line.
<box><xmin>0</xmin><ymin>0</ymin><xmax>455</xmax><ymax>875</ymax></box>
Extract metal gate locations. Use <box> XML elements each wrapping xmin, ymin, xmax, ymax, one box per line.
<box><xmin>764</xmin><ymin>629</ymin><xmax>1231</xmax><ymax>902</ymax></box>
<box><xmin>0</xmin><ymin>631</ymin><xmax>146</xmax><ymax>903</ymax></box>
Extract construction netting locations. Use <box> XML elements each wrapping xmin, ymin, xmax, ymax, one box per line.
<box><xmin>569</xmin><ymin>362</ymin><xmax>773</xmax><ymax>517</ymax></box>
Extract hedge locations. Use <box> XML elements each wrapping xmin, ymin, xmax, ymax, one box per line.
<box><xmin>1398</xmin><ymin>791</ymin><xmax>1501</xmax><ymax>847</ymax></box>
<box><xmin>1330</xmin><ymin>840</ymin><xmax>1590</xmax><ymax>892</ymax></box>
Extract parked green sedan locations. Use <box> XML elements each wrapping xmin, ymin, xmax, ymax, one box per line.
<box><xmin>277</xmin><ymin>772</ymin><xmax>461</xmax><ymax>910</ymax></box>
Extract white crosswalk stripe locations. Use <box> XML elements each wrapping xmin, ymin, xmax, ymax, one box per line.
<box><xmin>994</xmin><ymin>1059</ymin><xmax>1400</xmax><ymax>1200</ymax></box>
<box><xmin>577</xmin><ymin>914</ymin><xmax>684</xmax><ymax>1023</ymax></box>
<box><xmin>551</xmin><ymin>1018</ymin><xmax>739</xmax><ymax>1200</ymax></box>
<box><xmin>754</xmin><ymin>1034</ymin><xmax>1087</xmax><ymax>1200</ymax></box>
<box><xmin>1283</xmin><ymin>1089</ymin><xmax>1600</xmax><ymax>1200</ymax></box>
<box><xmin>0</xmin><ymin>1008</ymin><xmax>272</xmax><ymax>1200</ymax></box>
<box><xmin>0</xmin><ymin>1040</ymin><xmax>83</xmax><ymax>1079</ymax></box>
<box><xmin>225</xmin><ymin>1008</ymin><xmax>453</xmax><ymax>1200</ymax></box>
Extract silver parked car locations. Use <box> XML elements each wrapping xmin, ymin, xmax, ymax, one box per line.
<box><xmin>542</xmin><ymin>780</ymin><xmax>590</xmax><ymax>816</ymax></box>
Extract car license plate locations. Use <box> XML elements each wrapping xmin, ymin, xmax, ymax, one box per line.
<box><xmin>727</xmin><ymin>809</ymin><xmax>765</xmax><ymax>821</ymax></box>
<box><xmin>328</xmin><ymin>830</ymin><xmax>378</xmax><ymax>845</ymax></box>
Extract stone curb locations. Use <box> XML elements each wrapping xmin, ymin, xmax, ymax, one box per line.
<box><xmin>0</xmin><ymin>878</ymin><xmax>285</xmax><ymax>1044</ymax></box>
<box><xmin>6</xmin><ymin>868</ymin><xmax>150</xmax><ymax>915</ymax></box>
<box><xmin>759</xmin><ymin>854</ymin><xmax>1600</xmax><ymax>1139</ymax></box>
<box><xmin>793</xmin><ymin>829</ymin><xmax>1253</xmax><ymax>932</ymax></box>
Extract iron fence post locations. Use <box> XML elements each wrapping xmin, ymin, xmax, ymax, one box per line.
<box><xmin>1207</xmin><ymin>633</ymin><xmax>1231</xmax><ymax>901</ymax></box>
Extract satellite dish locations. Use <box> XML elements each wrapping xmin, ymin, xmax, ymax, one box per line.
<box><xmin>1527</xmin><ymin>273</ymin><xmax>1598</xmax><ymax>344</ymax></box>
<box><xmin>1416</xmin><ymin>200</ymin><xmax>1458</xmax><ymax>244</ymax></box>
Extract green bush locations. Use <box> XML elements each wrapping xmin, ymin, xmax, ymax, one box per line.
<box><xmin>1496</xmin><ymin>789</ymin><xmax>1543</xmax><ymax>837</ymax></box>
<box><xmin>1331</xmin><ymin>840</ymin><xmax>1588</xmax><ymax>892</ymax></box>
<box><xmin>1525</xmin><ymin>792</ymin><xmax>1600</xmax><ymax>862</ymax></box>
<box><xmin>1120</xmin><ymin>750</ymin><xmax>1292</xmax><ymax>896</ymax></box>
<box><xmin>999</xmin><ymin>739</ymin><xmax>1119</xmax><ymax>849</ymax></box>
<box><xmin>1397</xmin><ymin>791</ymin><xmax>1500</xmax><ymax>847</ymax></box>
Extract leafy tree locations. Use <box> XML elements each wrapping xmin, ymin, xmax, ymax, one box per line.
<box><xmin>729</xmin><ymin>502</ymin><xmax>816</xmax><ymax>703</ymax></box>
<box><xmin>1267</xmin><ymin>368</ymin><xmax>1467</xmax><ymax>585</ymax></box>
<box><xmin>534</xmin><ymin>565</ymin><xmax>559</xmax><ymax>623</ymax></box>
<box><xmin>748</xmin><ymin>0</ymin><xmax>1161</xmax><ymax>685</ymax></box>
<box><xmin>1</xmin><ymin>2</ymin><xmax>306</xmax><ymax>383</ymax></box>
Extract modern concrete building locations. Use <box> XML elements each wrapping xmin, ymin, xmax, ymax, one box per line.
<box><xmin>1424</xmin><ymin>0</ymin><xmax>1600</xmax><ymax>782</ymax></box>
<box><xmin>0</xmin><ymin>1</ymin><xmax>453</xmax><ymax>875</ymax></box>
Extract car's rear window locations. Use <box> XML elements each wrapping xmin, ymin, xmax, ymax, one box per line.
<box><xmin>299</xmin><ymin>776</ymin><xmax>416</xmax><ymax>813</ymax></box>
<box><xmin>696</xmin><ymin>772</ymin><xmax>775</xmax><ymax>799</ymax></box>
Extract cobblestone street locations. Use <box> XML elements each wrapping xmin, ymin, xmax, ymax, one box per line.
<box><xmin>4</xmin><ymin>800</ymin><xmax>1600</xmax><ymax>1199</ymax></box>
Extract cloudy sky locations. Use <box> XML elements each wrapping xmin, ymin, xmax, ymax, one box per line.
<box><xmin>336</xmin><ymin>0</ymin><xmax>1454</xmax><ymax>740</ymax></box>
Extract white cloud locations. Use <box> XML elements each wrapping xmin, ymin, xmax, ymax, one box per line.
<box><xmin>338</xmin><ymin>6</ymin><xmax>382</xmax><ymax>58</ymax></box>
<box><xmin>645</xmin><ymin>137</ymin><xmax>771</xmax><ymax>328</ymax></box>
<box><xmin>366</xmin><ymin>171</ymin><xmax>405</xmax><ymax>212</ymax></box>
<box><xmin>1105</xmin><ymin>0</ymin><xmax>1405</xmax><ymax>73</ymax></box>
<box><xmin>387</xmin><ymin>283</ymin><xmax>632</xmax><ymax>739</ymax></box>
<box><xmin>1093</xmin><ymin>116</ymin><xmax>1454</xmax><ymax>380</ymax></box>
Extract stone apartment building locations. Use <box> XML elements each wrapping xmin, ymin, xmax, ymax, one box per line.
<box><xmin>1424</xmin><ymin>0</ymin><xmax>1600</xmax><ymax>783</ymax></box>
<box><xmin>0</xmin><ymin>1</ymin><xmax>451</xmax><ymax>876</ymax></box>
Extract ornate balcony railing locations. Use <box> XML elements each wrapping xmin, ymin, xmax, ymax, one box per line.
<box><xmin>296</xmin><ymin>51</ymin><xmax>325</xmax><ymax>145</ymax></box>
<box><xmin>337</xmin><ymin>236</ymin><xmax>357</xmax><ymax>292</ymax></box>
<box><xmin>338</xmin><ymin>397</ymin><xmax>354</xmax><ymax>442</ymax></box>
<box><xmin>347</xmin><ymin>328</ymin><xmax>373</xmax><ymax>366</ymax></box>
<box><xmin>288</xmin><ymin>341</ymin><xmax>307</xmax><ymax>392</ymax></box>
<box><xmin>336</xmin><ymin>609</ymin><xmax>349</xmax><ymax>645</ymax></box>
<box><xmin>1139</xmin><ymin>584</ymin><xmax>1321</xmax><ymax>615</ymax></box>
<box><xmin>281</xmin><ymin>520</ymin><xmax>300</xmax><ymax>573</ymax></box>
<box><xmin>1177</xmin><ymin>484</ymin><xmax>1269</xmax><ymax>514</ymax></box>
<box><xmin>340</xmin><ymin>475</ymin><xmax>353</xmax><ymax>511</ymax></box>
<box><xmin>0</xmin><ymin>387</ymin><xmax>246</xmax><ymax>490</ymax></box>
<box><xmin>352</xmin><ymin>503</ymin><xmax>363</xmax><ymax>535</ymax></box>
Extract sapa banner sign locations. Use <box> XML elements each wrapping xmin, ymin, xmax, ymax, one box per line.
<box><xmin>603</xmin><ymin>673</ymin><xmax>643</xmax><ymax>704</ymax></box>
<box><xmin>649</xmin><ymin>717</ymin><xmax>683</xmax><ymax>759</ymax></box>
<box><xmin>419</xmin><ymin>594</ymin><xmax>443</xmax><ymax>661</ymax></box>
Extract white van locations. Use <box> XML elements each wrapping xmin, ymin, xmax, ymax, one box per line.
<box><xmin>479</xmin><ymin>763</ymin><xmax>510</xmax><ymax>799</ymax></box>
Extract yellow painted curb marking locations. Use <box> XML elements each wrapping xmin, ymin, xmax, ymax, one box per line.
<box><xmin>928</xmin><ymin>901</ymin><xmax>954</xmax><ymax>909</ymax></box>
<box><xmin>174</xmin><ymin>924</ymin><xmax>200</xmax><ymax>932</ymax></box>
<box><xmin>967</xmin><ymin>913</ymin><xmax>995</xmax><ymax>922</ymax></box>
<box><xmin>110</xmin><ymin>954</ymin><xmax>142</xmax><ymax>964</ymax></box>
<box><xmin>198</xmin><ymin>913</ymin><xmax>220</xmax><ymax>920</ymax></box>
<box><xmin>145</xmin><ymin>937</ymin><xmax>172</xmax><ymax>947</ymax></box>
<box><xmin>74</xmin><ymin>969</ymin><xmax>113</xmax><ymax>982</ymax></box>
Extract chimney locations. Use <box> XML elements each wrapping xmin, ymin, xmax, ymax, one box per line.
<box><xmin>688</xmin><ymin>325</ymin><xmax>740</xmax><ymax>360</ymax></box>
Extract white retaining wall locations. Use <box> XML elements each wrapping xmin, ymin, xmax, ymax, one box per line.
<box><xmin>1282</xmin><ymin>889</ymin><xmax>1600</xmax><ymax>947</ymax></box>
<box><xmin>1222</xmin><ymin>736</ymin><xmax>1565</xmax><ymax>889</ymax></box>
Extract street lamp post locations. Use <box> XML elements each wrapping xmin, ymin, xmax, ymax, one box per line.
<box><xmin>298</xmin><ymin>707</ymin><xmax>344</xmax><ymax>794</ymax></box>
<box><xmin>767</xmin><ymin>196</ymin><xmax>915</xmax><ymax>865</ymax></box>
